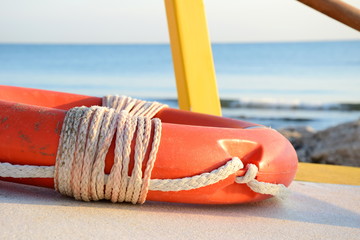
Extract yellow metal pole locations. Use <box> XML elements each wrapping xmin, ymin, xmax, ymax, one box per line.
<box><xmin>164</xmin><ymin>0</ymin><xmax>222</xmax><ymax>116</ymax></box>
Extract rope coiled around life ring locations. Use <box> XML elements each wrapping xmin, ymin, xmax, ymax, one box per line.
<box><xmin>0</xmin><ymin>96</ymin><xmax>288</xmax><ymax>204</ymax></box>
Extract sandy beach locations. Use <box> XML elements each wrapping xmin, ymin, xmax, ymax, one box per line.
<box><xmin>0</xmin><ymin>180</ymin><xmax>359</xmax><ymax>240</ymax></box>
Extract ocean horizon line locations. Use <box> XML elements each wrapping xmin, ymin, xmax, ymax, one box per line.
<box><xmin>0</xmin><ymin>39</ymin><xmax>359</xmax><ymax>45</ymax></box>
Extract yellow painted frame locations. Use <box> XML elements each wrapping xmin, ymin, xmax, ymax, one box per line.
<box><xmin>296</xmin><ymin>162</ymin><xmax>360</xmax><ymax>185</ymax></box>
<box><xmin>164</xmin><ymin>0</ymin><xmax>222</xmax><ymax>116</ymax></box>
<box><xmin>163</xmin><ymin>0</ymin><xmax>360</xmax><ymax>186</ymax></box>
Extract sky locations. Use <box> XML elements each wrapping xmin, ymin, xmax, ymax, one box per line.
<box><xmin>0</xmin><ymin>0</ymin><xmax>359</xmax><ymax>43</ymax></box>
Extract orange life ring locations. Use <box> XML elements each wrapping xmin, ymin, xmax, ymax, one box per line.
<box><xmin>0</xmin><ymin>85</ymin><xmax>298</xmax><ymax>204</ymax></box>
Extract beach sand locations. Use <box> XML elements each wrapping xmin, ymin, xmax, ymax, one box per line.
<box><xmin>0</xmin><ymin>180</ymin><xmax>359</xmax><ymax>239</ymax></box>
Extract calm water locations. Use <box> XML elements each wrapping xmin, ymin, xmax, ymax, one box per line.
<box><xmin>0</xmin><ymin>41</ymin><xmax>359</xmax><ymax>130</ymax></box>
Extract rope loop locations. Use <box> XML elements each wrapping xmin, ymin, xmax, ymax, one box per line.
<box><xmin>54</xmin><ymin>106</ymin><xmax>163</xmax><ymax>204</ymax></box>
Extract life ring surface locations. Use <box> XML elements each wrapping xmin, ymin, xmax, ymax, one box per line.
<box><xmin>0</xmin><ymin>85</ymin><xmax>298</xmax><ymax>204</ymax></box>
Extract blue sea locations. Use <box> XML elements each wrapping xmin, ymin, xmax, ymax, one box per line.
<box><xmin>0</xmin><ymin>41</ymin><xmax>359</xmax><ymax>130</ymax></box>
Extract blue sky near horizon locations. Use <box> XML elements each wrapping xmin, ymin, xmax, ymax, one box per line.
<box><xmin>0</xmin><ymin>0</ymin><xmax>359</xmax><ymax>44</ymax></box>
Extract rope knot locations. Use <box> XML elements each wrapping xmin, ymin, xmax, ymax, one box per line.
<box><xmin>235</xmin><ymin>163</ymin><xmax>288</xmax><ymax>198</ymax></box>
<box><xmin>235</xmin><ymin>164</ymin><xmax>258</xmax><ymax>184</ymax></box>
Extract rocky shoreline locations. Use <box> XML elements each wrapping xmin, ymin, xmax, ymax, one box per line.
<box><xmin>279</xmin><ymin>119</ymin><xmax>360</xmax><ymax>167</ymax></box>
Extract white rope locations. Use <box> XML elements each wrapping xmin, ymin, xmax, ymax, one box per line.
<box><xmin>0</xmin><ymin>97</ymin><xmax>288</xmax><ymax>203</ymax></box>
<box><xmin>149</xmin><ymin>157</ymin><xmax>242</xmax><ymax>192</ymax></box>
<box><xmin>103</xmin><ymin>95</ymin><xmax>168</xmax><ymax>118</ymax></box>
<box><xmin>0</xmin><ymin>162</ymin><xmax>54</xmax><ymax>178</ymax></box>
<box><xmin>0</xmin><ymin>157</ymin><xmax>287</xmax><ymax>197</ymax></box>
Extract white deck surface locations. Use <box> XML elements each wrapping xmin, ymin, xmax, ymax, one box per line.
<box><xmin>0</xmin><ymin>180</ymin><xmax>359</xmax><ymax>240</ymax></box>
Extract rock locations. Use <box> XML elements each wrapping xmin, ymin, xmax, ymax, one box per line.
<box><xmin>279</xmin><ymin>120</ymin><xmax>360</xmax><ymax>167</ymax></box>
<box><xmin>278</xmin><ymin>126</ymin><xmax>315</xmax><ymax>149</ymax></box>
